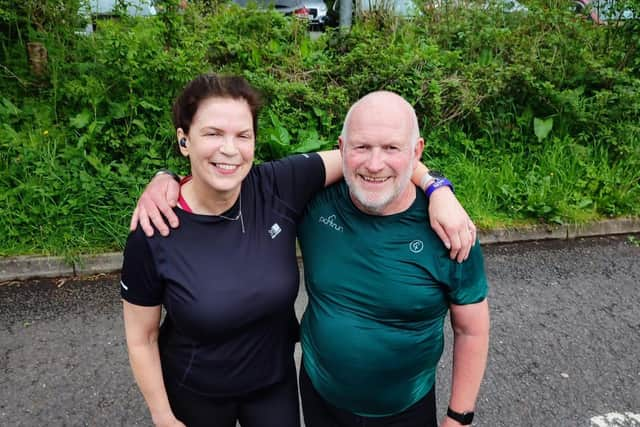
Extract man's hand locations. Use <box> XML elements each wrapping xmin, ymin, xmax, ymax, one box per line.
<box><xmin>129</xmin><ymin>173</ymin><xmax>181</xmax><ymax>237</ymax></box>
<box><xmin>428</xmin><ymin>188</ymin><xmax>476</xmax><ymax>263</ymax></box>
<box><xmin>440</xmin><ymin>415</ymin><xmax>465</xmax><ymax>427</ymax></box>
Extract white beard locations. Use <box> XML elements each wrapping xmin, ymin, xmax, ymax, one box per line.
<box><xmin>343</xmin><ymin>163</ymin><xmax>413</xmax><ymax>215</ymax></box>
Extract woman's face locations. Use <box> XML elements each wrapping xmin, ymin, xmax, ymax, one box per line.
<box><xmin>179</xmin><ymin>97</ymin><xmax>255</xmax><ymax>196</ymax></box>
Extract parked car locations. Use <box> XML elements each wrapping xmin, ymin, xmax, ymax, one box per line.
<box><xmin>303</xmin><ymin>0</ymin><xmax>329</xmax><ymax>28</ymax></box>
<box><xmin>575</xmin><ymin>0</ymin><xmax>636</xmax><ymax>22</ymax></box>
<box><xmin>325</xmin><ymin>0</ymin><xmax>419</xmax><ymax>27</ymax></box>
<box><xmin>233</xmin><ymin>0</ymin><xmax>311</xmax><ymax>21</ymax></box>
<box><xmin>81</xmin><ymin>0</ymin><xmax>157</xmax><ymax>17</ymax></box>
<box><xmin>326</xmin><ymin>0</ymin><xmax>526</xmax><ymax>26</ymax></box>
<box><xmin>430</xmin><ymin>0</ymin><xmax>528</xmax><ymax>13</ymax></box>
<box><xmin>483</xmin><ymin>0</ymin><xmax>528</xmax><ymax>13</ymax></box>
<box><xmin>78</xmin><ymin>0</ymin><xmax>157</xmax><ymax>34</ymax></box>
<box><xmin>358</xmin><ymin>0</ymin><xmax>421</xmax><ymax>16</ymax></box>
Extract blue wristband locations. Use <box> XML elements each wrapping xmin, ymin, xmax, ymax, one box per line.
<box><xmin>425</xmin><ymin>178</ymin><xmax>454</xmax><ymax>198</ymax></box>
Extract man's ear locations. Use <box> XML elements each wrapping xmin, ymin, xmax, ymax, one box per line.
<box><xmin>338</xmin><ymin>136</ymin><xmax>345</xmax><ymax>153</ymax></box>
<box><xmin>413</xmin><ymin>138</ymin><xmax>425</xmax><ymax>168</ymax></box>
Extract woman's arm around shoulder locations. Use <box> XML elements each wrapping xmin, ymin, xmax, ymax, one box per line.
<box><xmin>317</xmin><ymin>150</ymin><xmax>477</xmax><ymax>262</ymax></box>
<box><xmin>317</xmin><ymin>149</ymin><xmax>343</xmax><ymax>187</ymax></box>
<box><xmin>412</xmin><ymin>162</ymin><xmax>477</xmax><ymax>263</ymax></box>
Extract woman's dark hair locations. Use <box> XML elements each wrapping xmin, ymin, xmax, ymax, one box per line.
<box><xmin>172</xmin><ymin>74</ymin><xmax>262</xmax><ymax>137</ymax></box>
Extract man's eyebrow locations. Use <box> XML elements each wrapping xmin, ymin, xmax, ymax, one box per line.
<box><xmin>349</xmin><ymin>138</ymin><xmax>369</xmax><ymax>144</ymax></box>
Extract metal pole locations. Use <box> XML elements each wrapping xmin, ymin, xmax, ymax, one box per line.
<box><xmin>339</xmin><ymin>0</ymin><xmax>352</xmax><ymax>28</ymax></box>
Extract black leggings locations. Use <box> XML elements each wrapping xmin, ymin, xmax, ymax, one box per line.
<box><xmin>299</xmin><ymin>364</ymin><xmax>437</xmax><ymax>427</ymax></box>
<box><xmin>165</xmin><ymin>361</ymin><xmax>300</xmax><ymax>427</ymax></box>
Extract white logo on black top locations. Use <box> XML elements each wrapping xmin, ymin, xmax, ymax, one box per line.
<box><xmin>268</xmin><ymin>223</ymin><xmax>282</xmax><ymax>239</ymax></box>
<box><xmin>319</xmin><ymin>214</ymin><xmax>344</xmax><ymax>232</ymax></box>
<box><xmin>120</xmin><ymin>280</ymin><xmax>129</xmax><ymax>291</ymax></box>
<box><xmin>409</xmin><ymin>240</ymin><xmax>424</xmax><ymax>253</ymax></box>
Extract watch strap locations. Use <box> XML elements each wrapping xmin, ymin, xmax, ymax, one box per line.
<box><xmin>447</xmin><ymin>406</ymin><xmax>474</xmax><ymax>425</ymax></box>
<box><xmin>425</xmin><ymin>177</ymin><xmax>454</xmax><ymax>198</ymax></box>
<box><xmin>420</xmin><ymin>170</ymin><xmax>445</xmax><ymax>189</ymax></box>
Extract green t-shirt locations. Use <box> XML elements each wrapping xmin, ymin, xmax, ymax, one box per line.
<box><xmin>298</xmin><ymin>181</ymin><xmax>488</xmax><ymax>417</ymax></box>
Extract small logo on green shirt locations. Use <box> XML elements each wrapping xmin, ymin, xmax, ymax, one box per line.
<box><xmin>319</xmin><ymin>214</ymin><xmax>344</xmax><ymax>232</ymax></box>
<box><xmin>409</xmin><ymin>240</ymin><xmax>424</xmax><ymax>253</ymax></box>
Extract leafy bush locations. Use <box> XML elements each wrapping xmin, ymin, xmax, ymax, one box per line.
<box><xmin>0</xmin><ymin>0</ymin><xmax>638</xmax><ymax>256</ymax></box>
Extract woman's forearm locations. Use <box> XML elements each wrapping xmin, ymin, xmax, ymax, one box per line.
<box><xmin>412</xmin><ymin>162</ymin><xmax>432</xmax><ymax>190</ymax></box>
<box><xmin>317</xmin><ymin>149</ymin><xmax>344</xmax><ymax>187</ymax></box>
<box><xmin>127</xmin><ymin>340</ymin><xmax>176</xmax><ymax>425</ymax></box>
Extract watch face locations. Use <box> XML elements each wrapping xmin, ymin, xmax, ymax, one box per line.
<box><xmin>447</xmin><ymin>408</ymin><xmax>474</xmax><ymax>425</ymax></box>
<box><xmin>429</xmin><ymin>170</ymin><xmax>445</xmax><ymax>180</ymax></box>
<box><xmin>461</xmin><ymin>413</ymin><xmax>474</xmax><ymax>424</ymax></box>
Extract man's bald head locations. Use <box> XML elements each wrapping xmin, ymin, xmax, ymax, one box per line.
<box><xmin>340</xmin><ymin>91</ymin><xmax>420</xmax><ymax>149</ymax></box>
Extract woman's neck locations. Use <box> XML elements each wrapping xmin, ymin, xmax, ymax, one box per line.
<box><xmin>180</xmin><ymin>177</ymin><xmax>240</xmax><ymax>216</ymax></box>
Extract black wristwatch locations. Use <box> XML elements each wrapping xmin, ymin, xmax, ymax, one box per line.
<box><xmin>447</xmin><ymin>407</ymin><xmax>474</xmax><ymax>425</ymax></box>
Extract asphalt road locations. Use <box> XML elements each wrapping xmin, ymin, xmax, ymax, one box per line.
<box><xmin>1</xmin><ymin>235</ymin><xmax>639</xmax><ymax>427</ymax></box>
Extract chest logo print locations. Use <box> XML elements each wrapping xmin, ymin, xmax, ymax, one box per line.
<box><xmin>268</xmin><ymin>223</ymin><xmax>282</xmax><ymax>239</ymax></box>
<box><xmin>319</xmin><ymin>214</ymin><xmax>344</xmax><ymax>232</ymax></box>
<box><xmin>409</xmin><ymin>240</ymin><xmax>424</xmax><ymax>253</ymax></box>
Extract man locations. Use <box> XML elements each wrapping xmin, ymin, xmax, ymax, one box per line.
<box><xmin>132</xmin><ymin>92</ymin><xmax>489</xmax><ymax>426</ymax></box>
<box><xmin>295</xmin><ymin>92</ymin><xmax>489</xmax><ymax>426</ymax></box>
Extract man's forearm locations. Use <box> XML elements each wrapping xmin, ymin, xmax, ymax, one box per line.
<box><xmin>154</xmin><ymin>169</ymin><xmax>182</xmax><ymax>183</ymax></box>
<box><xmin>447</xmin><ymin>329</ymin><xmax>489</xmax><ymax>414</ymax></box>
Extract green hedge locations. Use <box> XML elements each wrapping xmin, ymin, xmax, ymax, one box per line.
<box><xmin>0</xmin><ymin>0</ymin><xmax>639</xmax><ymax>256</ymax></box>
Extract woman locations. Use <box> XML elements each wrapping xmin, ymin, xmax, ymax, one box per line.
<box><xmin>122</xmin><ymin>74</ymin><xmax>475</xmax><ymax>427</ymax></box>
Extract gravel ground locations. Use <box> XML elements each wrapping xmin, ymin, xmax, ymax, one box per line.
<box><xmin>1</xmin><ymin>235</ymin><xmax>639</xmax><ymax>426</ymax></box>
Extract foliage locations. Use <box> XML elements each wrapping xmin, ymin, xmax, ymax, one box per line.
<box><xmin>0</xmin><ymin>0</ymin><xmax>639</xmax><ymax>255</ymax></box>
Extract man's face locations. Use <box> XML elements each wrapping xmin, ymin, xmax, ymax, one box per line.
<box><xmin>339</xmin><ymin>95</ymin><xmax>423</xmax><ymax>216</ymax></box>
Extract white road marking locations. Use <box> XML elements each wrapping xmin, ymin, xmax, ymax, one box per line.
<box><xmin>590</xmin><ymin>412</ymin><xmax>640</xmax><ymax>426</ymax></box>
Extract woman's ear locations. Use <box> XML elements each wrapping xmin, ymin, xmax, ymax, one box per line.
<box><xmin>176</xmin><ymin>129</ymin><xmax>189</xmax><ymax>157</ymax></box>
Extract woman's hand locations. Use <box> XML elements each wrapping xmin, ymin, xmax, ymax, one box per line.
<box><xmin>428</xmin><ymin>188</ymin><xmax>476</xmax><ymax>263</ymax></box>
<box><xmin>152</xmin><ymin>411</ymin><xmax>186</xmax><ymax>427</ymax></box>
